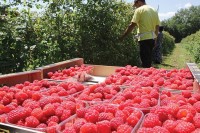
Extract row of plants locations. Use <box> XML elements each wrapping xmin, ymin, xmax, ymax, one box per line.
<box><xmin>0</xmin><ymin>0</ymin><xmax>175</xmax><ymax>75</ymax></box>
<box><xmin>181</xmin><ymin>30</ymin><xmax>200</xmax><ymax>64</ymax></box>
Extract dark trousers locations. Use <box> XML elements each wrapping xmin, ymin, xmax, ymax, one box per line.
<box><xmin>139</xmin><ymin>39</ymin><xmax>155</xmax><ymax>68</ymax></box>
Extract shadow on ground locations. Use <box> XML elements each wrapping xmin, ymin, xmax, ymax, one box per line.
<box><xmin>153</xmin><ymin>63</ymin><xmax>175</xmax><ymax>69</ymax></box>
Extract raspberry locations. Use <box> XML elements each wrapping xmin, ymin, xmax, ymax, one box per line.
<box><xmin>96</xmin><ymin>120</ymin><xmax>111</xmax><ymax>133</ymax></box>
<box><xmin>47</xmin><ymin>116</ymin><xmax>59</xmax><ymax>125</ymax></box>
<box><xmin>174</xmin><ymin>121</ymin><xmax>195</xmax><ymax>133</ymax></box>
<box><xmin>153</xmin><ymin>126</ymin><xmax>170</xmax><ymax>133</ymax></box>
<box><xmin>123</xmin><ymin>91</ymin><xmax>133</xmax><ymax>99</ymax></box>
<box><xmin>25</xmin><ymin>116</ymin><xmax>40</xmax><ymax>128</ymax></box>
<box><xmin>76</xmin><ymin>107</ymin><xmax>87</xmax><ymax>118</ymax></box>
<box><xmin>193</xmin><ymin>113</ymin><xmax>200</xmax><ymax>128</ymax></box>
<box><xmin>60</xmin><ymin>110</ymin><xmax>71</xmax><ymax>121</ymax></box>
<box><xmin>92</xmin><ymin>104</ymin><xmax>106</xmax><ymax>113</ymax></box>
<box><xmin>73</xmin><ymin>118</ymin><xmax>87</xmax><ymax>133</ymax></box>
<box><xmin>126</xmin><ymin>114</ymin><xmax>139</xmax><ymax>127</ymax></box>
<box><xmin>115</xmin><ymin>110</ymin><xmax>128</xmax><ymax>122</ymax></box>
<box><xmin>36</xmin><ymin>123</ymin><xmax>47</xmax><ymax>129</ymax></box>
<box><xmin>2</xmin><ymin>93</ymin><xmax>13</xmax><ymax>105</ymax></box>
<box><xmin>98</xmin><ymin>112</ymin><xmax>114</xmax><ymax>121</ymax></box>
<box><xmin>149</xmin><ymin>89</ymin><xmax>159</xmax><ymax>99</ymax></box>
<box><xmin>176</xmin><ymin>108</ymin><xmax>194</xmax><ymax>122</ymax></box>
<box><xmin>55</xmin><ymin>106</ymin><xmax>64</xmax><ymax>117</ymax></box>
<box><xmin>192</xmin><ymin>93</ymin><xmax>200</xmax><ymax>101</ymax></box>
<box><xmin>117</xmin><ymin>124</ymin><xmax>132</xmax><ymax>133</ymax></box>
<box><xmin>31</xmin><ymin>108</ymin><xmax>44</xmax><ymax>121</ymax></box>
<box><xmin>62</xmin><ymin>101</ymin><xmax>76</xmax><ymax>114</ymax></box>
<box><xmin>150</xmin><ymin>106</ymin><xmax>168</xmax><ymax>122</ymax></box>
<box><xmin>192</xmin><ymin>128</ymin><xmax>200</xmax><ymax>133</ymax></box>
<box><xmin>0</xmin><ymin>114</ymin><xmax>7</xmax><ymax>123</ymax></box>
<box><xmin>7</xmin><ymin>107</ymin><xmax>31</xmax><ymax>123</ymax></box>
<box><xmin>166</xmin><ymin>103</ymin><xmax>179</xmax><ymax>117</ymax></box>
<box><xmin>193</xmin><ymin>101</ymin><xmax>200</xmax><ymax>113</ymax></box>
<box><xmin>43</xmin><ymin>104</ymin><xmax>55</xmax><ymax>117</ymax></box>
<box><xmin>142</xmin><ymin>113</ymin><xmax>161</xmax><ymax>128</ymax></box>
<box><xmin>80</xmin><ymin>122</ymin><xmax>98</xmax><ymax>133</ymax></box>
<box><xmin>15</xmin><ymin>91</ymin><xmax>29</xmax><ymax>104</ymax></box>
<box><xmin>22</xmin><ymin>100</ymin><xmax>40</xmax><ymax>110</ymax></box>
<box><xmin>85</xmin><ymin>109</ymin><xmax>99</xmax><ymax>123</ymax></box>
<box><xmin>181</xmin><ymin>90</ymin><xmax>192</xmax><ymax>98</ymax></box>
<box><xmin>110</xmin><ymin>117</ymin><xmax>124</xmax><ymax>130</ymax></box>
<box><xmin>62</xmin><ymin>126</ymin><xmax>76</xmax><ymax>133</ymax></box>
<box><xmin>137</xmin><ymin>127</ymin><xmax>154</xmax><ymax>133</ymax></box>
<box><xmin>162</xmin><ymin>120</ymin><xmax>177</xmax><ymax>132</ymax></box>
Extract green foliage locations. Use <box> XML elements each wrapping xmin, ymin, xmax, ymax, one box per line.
<box><xmin>0</xmin><ymin>0</ymin><xmax>175</xmax><ymax>74</ymax></box>
<box><xmin>162</xmin><ymin>5</ymin><xmax>200</xmax><ymax>43</ymax></box>
<box><xmin>181</xmin><ymin>30</ymin><xmax>200</xmax><ymax>63</ymax></box>
<box><xmin>162</xmin><ymin>31</ymin><xmax>175</xmax><ymax>55</ymax></box>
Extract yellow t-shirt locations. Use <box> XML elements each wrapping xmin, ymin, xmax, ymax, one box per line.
<box><xmin>131</xmin><ymin>5</ymin><xmax>160</xmax><ymax>41</ymax></box>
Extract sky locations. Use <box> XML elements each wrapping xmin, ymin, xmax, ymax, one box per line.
<box><xmin>125</xmin><ymin>0</ymin><xmax>200</xmax><ymax>21</ymax></box>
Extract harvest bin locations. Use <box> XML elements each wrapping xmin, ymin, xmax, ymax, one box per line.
<box><xmin>0</xmin><ymin>70</ymin><xmax>41</xmax><ymax>87</ymax></box>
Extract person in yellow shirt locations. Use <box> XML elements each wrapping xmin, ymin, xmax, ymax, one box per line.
<box><xmin>120</xmin><ymin>0</ymin><xmax>160</xmax><ymax>68</ymax></box>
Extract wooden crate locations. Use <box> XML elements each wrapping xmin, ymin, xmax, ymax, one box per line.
<box><xmin>0</xmin><ymin>70</ymin><xmax>42</xmax><ymax>87</ymax></box>
<box><xmin>36</xmin><ymin>58</ymin><xmax>84</xmax><ymax>79</ymax></box>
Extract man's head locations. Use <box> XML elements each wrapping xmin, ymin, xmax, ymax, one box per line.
<box><xmin>133</xmin><ymin>0</ymin><xmax>146</xmax><ymax>8</ymax></box>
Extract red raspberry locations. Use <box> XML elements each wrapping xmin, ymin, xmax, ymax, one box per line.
<box><xmin>193</xmin><ymin>113</ymin><xmax>200</xmax><ymax>128</ymax></box>
<box><xmin>76</xmin><ymin>108</ymin><xmax>87</xmax><ymax>118</ymax></box>
<box><xmin>162</xmin><ymin>120</ymin><xmax>177</xmax><ymax>132</ymax></box>
<box><xmin>62</xmin><ymin>126</ymin><xmax>76</xmax><ymax>133</ymax></box>
<box><xmin>15</xmin><ymin>91</ymin><xmax>29</xmax><ymax>104</ymax></box>
<box><xmin>98</xmin><ymin>112</ymin><xmax>114</xmax><ymax>121</ymax></box>
<box><xmin>0</xmin><ymin>114</ymin><xmax>7</xmax><ymax>123</ymax></box>
<box><xmin>123</xmin><ymin>91</ymin><xmax>133</xmax><ymax>99</ymax></box>
<box><xmin>25</xmin><ymin>116</ymin><xmax>40</xmax><ymax>128</ymax></box>
<box><xmin>84</xmin><ymin>109</ymin><xmax>99</xmax><ymax>123</ymax></box>
<box><xmin>2</xmin><ymin>93</ymin><xmax>13</xmax><ymax>105</ymax></box>
<box><xmin>192</xmin><ymin>128</ymin><xmax>200</xmax><ymax>133</ymax></box>
<box><xmin>153</xmin><ymin>126</ymin><xmax>170</xmax><ymax>133</ymax></box>
<box><xmin>55</xmin><ymin>106</ymin><xmax>64</xmax><ymax>117</ymax></box>
<box><xmin>117</xmin><ymin>124</ymin><xmax>132</xmax><ymax>133</ymax></box>
<box><xmin>181</xmin><ymin>90</ymin><xmax>192</xmax><ymax>98</ymax></box>
<box><xmin>166</xmin><ymin>103</ymin><xmax>179</xmax><ymax>117</ymax></box>
<box><xmin>188</xmin><ymin>97</ymin><xmax>198</xmax><ymax>105</ymax></box>
<box><xmin>36</xmin><ymin>123</ymin><xmax>47</xmax><ymax>129</ymax></box>
<box><xmin>174</xmin><ymin>121</ymin><xmax>195</xmax><ymax>133</ymax></box>
<box><xmin>22</xmin><ymin>100</ymin><xmax>40</xmax><ymax>110</ymax></box>
<box><xmin>176</xmin><ymin>108</ymin><xmax>194</xmax><ymax>122</ymax></box>
<box><xmin>96</xmin><ymin>120</ymin><xmax>111</xmax><ymax>133</ymax></box>
<box><xmin>192</xmin><ymin>93</ymin><xmax>200</xmax><ymax>101</ymax></box>
<box><xmin>137</xmin><ymin>127</ymin><xmax>154</xmax><ymax>133</ymax></box>
<box><xmin>47</xmin><ymin>116</ymin><xmax>59</xmax><ymax>125</ymax></box>
<box><xmin>80</xmin><ymin>122</ymin><xmax>98</xmax><ymax>133</ymax></box>
<box><xmin>92</xmin><ymin>104</ymin><xmax>106</xmax><ymax>113</ymax></box>
<box><xmin>73</xmin><ymin>118</ymin><xmax>87</xmax><ymax>133</ymax></box>
<box><xmin>142</xmin><ymin>113</ymin><xmax>161</xmax><ymax>128</ymax></box>
<box><xmin>150</xmin><ymin>106</ymin><xmax>168</xmax><ymax>122</ymax></box>
<box><xmin>115</xmin><ymin>110</ymin><xmax>128</xmax><ymax>122</ymax></box>
<box><xmin>126</xmin><ymin>114</ymin><xmax>139</xmax><ymax>127</ymax></box>
<box><xmin>149</xmin><ymin>89</ymin><xmax>159</xmax><ymax>99</ymax></box>
<box><xmin>43</xmin><ymin>104</ymin><xmax>55</xmax><ymax>117</ymax></box>
<box><xmin>193</xmin><ymin>101</ymin><xmax>200</xmax><ymax>113</ymax></box>
<box><xmin>31</xmin><ymin>108</ymin><xmax>44</xmax><ymax>121</ymax></box>
<box><xmin>60</xmin><ymin>110</ymin><xmax>71</xmax><ymax>121</ymax></box>
<box><xmin>7</xmin><ymin>107</ymin><xmax>31</xmax><ymax>123</ymax></box>
<box><xmin>62</xmin><ymin>101</ymin><xmax>76</xmax><ymax>114</ymax></box>
<box><xmin>110</xmin><ymin>117</ymin><xmax>124</xmax><ymax>130</ymax></box>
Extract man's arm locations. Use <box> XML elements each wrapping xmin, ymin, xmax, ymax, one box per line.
<box><xmin>155</xmin><ymin>25</ymin><xmax>159</xmax><ymax>37</ymax></box>
<box><xmin>120</xmin><ymin>22</ymin><xmax>137</xmax><ymax>41</ymax></box>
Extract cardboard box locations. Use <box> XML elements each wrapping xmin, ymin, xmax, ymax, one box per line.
<box><xmin>0</xmin><ymin>70</ymin><xmax>42</xmax><ymax>87</ymax></box>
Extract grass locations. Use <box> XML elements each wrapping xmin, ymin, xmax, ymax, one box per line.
<box><xmin>152</xmin><ymin>43</ymin><xmax>196</xmax><ymax>69</ymax></box>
